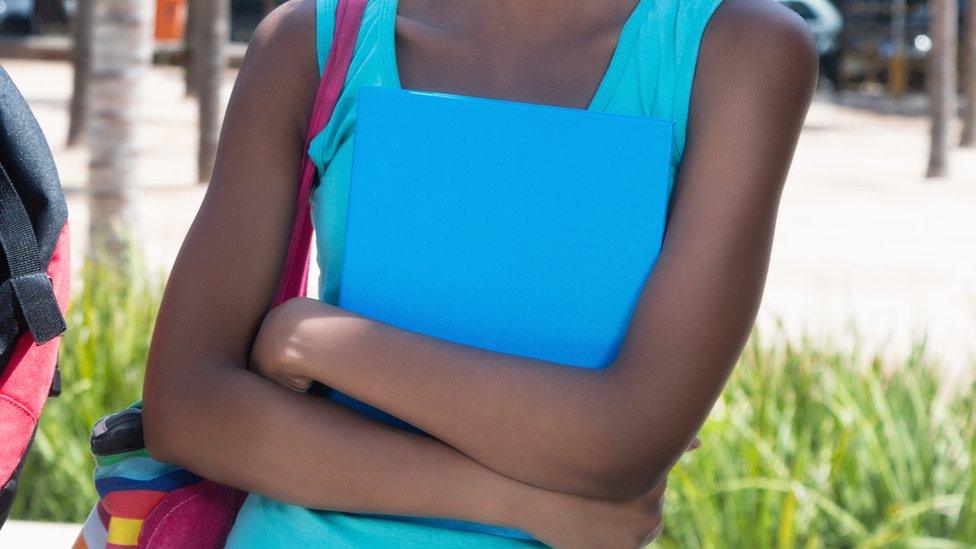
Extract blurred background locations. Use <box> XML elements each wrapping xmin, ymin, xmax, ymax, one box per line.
<box><xmin>0</xmin><ymin>0</ymin><xmax>974</xmax><ymax>547</ymax></box>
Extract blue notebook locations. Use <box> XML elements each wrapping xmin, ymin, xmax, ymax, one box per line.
<box><xmin>339</xmin><ymin>86</ymin><xmax>673</xmax><ymax>370</ymax></box>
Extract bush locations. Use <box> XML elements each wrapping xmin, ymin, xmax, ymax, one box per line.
<box><xmin>658</xmin><ymin>335</ymin><xmax>976</xmax><ymax>548</ymax></box>
<box><xmin>9</xmin><ymin>263</ymin><xmax>976</xmax><ymax>547</ymax></box>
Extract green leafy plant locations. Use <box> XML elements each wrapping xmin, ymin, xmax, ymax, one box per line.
<box><xmin>658</xmin><ymin>335</ymin><xmax>976</xmax><ymax>548</ymax></box>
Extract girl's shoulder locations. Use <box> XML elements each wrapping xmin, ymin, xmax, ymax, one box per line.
<box><xmin>631</xmin><ymin>0</ymin><xmax>810</xmax><ymax>48</ymax></box>
<box><xmin>248</xmin><ymin>0</ymin><xmax>318</xmax><ymax>68</ymax></box>
<box><xmin>692</xmin><ymin>0</ymin><xmax>815</xmax><ymax>57</ymax></box>
<box><xmin>695</xmin><ymin>0</ymin><xmax>818</xmax><ymax>85</ymax></box>
<box><xmin>253</xmin><ymin>0</ymin><xmax>318</xmax><ymax>47</ymax></box>
<box><xmin>244</xmin><ymin>0</ymin><xmax>320</xmax><ymax>136</ymax></box>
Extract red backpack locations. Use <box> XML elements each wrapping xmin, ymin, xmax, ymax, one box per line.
<box><xmin>0</xmin><ymin>65</ymin><xmax>71</xmax><ymax>528</ymax></box>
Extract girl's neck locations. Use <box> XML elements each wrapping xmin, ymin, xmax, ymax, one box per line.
<box><xmin>399</xmin><ymin>0</ymin><xmax>641</xmax><ymax>40</ymax></box>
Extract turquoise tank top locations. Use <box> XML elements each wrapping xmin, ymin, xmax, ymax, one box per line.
<box><xmin>226</xmin><ymin>0</ymin><xmax>723</xmax><ymax>546</ymax></box>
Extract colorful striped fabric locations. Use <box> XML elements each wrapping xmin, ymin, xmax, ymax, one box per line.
<box><xmin>75</xmin><ymin>430</ymin><xmax>203</xmax><ymax>548</ymax></box>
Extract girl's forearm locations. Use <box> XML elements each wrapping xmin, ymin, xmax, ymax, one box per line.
<box><xmin>261</xmin><ymin>300</ymin><xmax>663</xmax><ymax>499</ymax></box>
<box><xmin>143</xmin><ymin>365</ymin><xmax>546</xmax><ymax>533</ymax></box>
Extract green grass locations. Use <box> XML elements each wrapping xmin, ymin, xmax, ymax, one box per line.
<box><xmin>9</xmin><ymin>262</ymin><xmax>976</xmax><ymax>548</ymax></box>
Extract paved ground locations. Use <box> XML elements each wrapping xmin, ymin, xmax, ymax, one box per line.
<box><xmin>772</xmin><ymin>100</ymin><xmax>976</xmax><ymax>376</ymax></box>
<box><xmin>0</xmin><ymin>520</ymin><xmax>79</xmax><ymax>547</ymax></box>
<box><xmin>3</xmin><ymin>58</ymin><xmax>975</xmax><ymax>379</ymax></box>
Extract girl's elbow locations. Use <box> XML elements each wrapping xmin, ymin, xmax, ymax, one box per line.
<box><xmin>141</xmin><ymin>376</ymin><xmax>203</xmax><ymax>466</ymax></box>
<box><xmin>566</xmin><ymin>425</ymin><xmax>677</xmax><ymax>499</ymax></box>
<box><xmin>141</xmin><ymin>393</ymin><xmax>186</xmax><ymax>465</ymax></box>
<box><xmin>143</xmin><ymin>425</ymin><xmax>177</xmax><ymax>465</ymax></box>
<box><xmin>583</xmin><ymin>454</ymin><xmax>671</xmax><ymax>500</ymax></box>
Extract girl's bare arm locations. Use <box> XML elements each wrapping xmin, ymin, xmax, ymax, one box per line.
<box><xmin>251</xmin><ymin>0</ymin><xmax>819</xmax><ymax>500</ymax></box>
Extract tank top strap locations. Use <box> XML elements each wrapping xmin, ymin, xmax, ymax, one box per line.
<box><xmin>315</xmin><ymin>0</ymin><xmax>388</xmax><ymax>77</ymax></box>
<box><xmin>315</xmin><ymin>0</ymin><xmax>337</xmax><ymax>76</ymax></box>
<box><xmin>599</xmin><ymin>0</ymin><xmax>725</xmax><ymax>172</ymax></box>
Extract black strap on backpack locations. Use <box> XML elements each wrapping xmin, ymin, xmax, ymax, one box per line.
<box><xmin>0</xmin><ymin>162</ymin><xmax>66</xmax><ymax>352</ymax></box>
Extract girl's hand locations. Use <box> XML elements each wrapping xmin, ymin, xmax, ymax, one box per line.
<box><xmin>249</xmin><ymin>297</ymin><xmax>367</xmax><ymax>392</ymax></box>
<box><xmin>249</xmin><ymin>297</ymin><xmax>321</xmax><ymax>392</ymax></box>
<box><xmin>527</xmin><ymin>478</ymin><xmax>667</xmax><ymax>549</ymax></box>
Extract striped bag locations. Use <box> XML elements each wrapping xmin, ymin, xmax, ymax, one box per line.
<box><xmin>76</xmin><ymin>404</ymin><xmax>245</xmax><ymax>548</ymax></box>
<box><xmin>74</xmin><ymin>0</ymin><xmax>368</xmax><ymax>546</ymax></box>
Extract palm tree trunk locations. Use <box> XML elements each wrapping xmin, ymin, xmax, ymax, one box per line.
<box><xmin>184</xmin><ymin>0</ymin><xmax>201</xmax><ymax>97</ymax></box>
<box><xmin>67</xmin><ymin>0</ymin><xmax>94</xmax><ymax>147</ymax></box>
<box><xmin>961</xmin><ymin>0</ymin><xmax>976</xmax><ymax>147</ymax></box>
<box><xmin>196</xmin><ymin>0</ymin><xmax>230</xmax><ymax>184</ymax></box>
<box><xmin>889</xmin><ymin>0</ymin><xmax>909</xmax><ymax>97</ymax></box>
<box><xmin>927</xmin><ymin>0</ymin><xmax>959</xmax><ymax>178</ymax></box>
<box><xmin>88</xmin><ymin>0</ymin><xmax>154</xmax><ymax>261</ymax></box>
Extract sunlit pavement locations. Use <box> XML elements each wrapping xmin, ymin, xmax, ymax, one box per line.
<box><xmin>4</xmin><ymin>59</ymin><xmax>976</xmax><ymax>380</ymax></box>
<box><xmin>769</xmin><ymin>98</ymin><xmax>976</xmax><ymax>379</ymax></box>
<box><xmin>0</xmin><ymin>520</ymin><xmax>80</xmax><ymax>547</ymax></box>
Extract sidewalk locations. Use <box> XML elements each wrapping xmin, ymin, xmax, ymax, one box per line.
<box><xmin>0</xmin><ymin>520</ymin><xmax>79</xmax><ymax>548</ymax></box>
<box><xmin>3</xmin><ymin>58</ymin><xmax>975</xmax><ymax>377</ymax></box>
<box><xmin>767</xmin><ymin>99</ymin><xmax>976</xmax><ymax>375</ymax></box>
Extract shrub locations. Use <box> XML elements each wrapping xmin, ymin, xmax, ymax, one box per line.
<box><xmin>659</xmin><ymin>335</ymin><xmax>976</xmax><ymax>548</ymax></box>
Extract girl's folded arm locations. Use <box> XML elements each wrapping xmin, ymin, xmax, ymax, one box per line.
<box><xmin>140</xmin><ymin>1</ymin><xmax>553</xmax><ymax>531</ymax></box>
<box><xmin>253</xmin><ymin>0</ymin><xmax>819</xmax><ymax>501</ymax></box>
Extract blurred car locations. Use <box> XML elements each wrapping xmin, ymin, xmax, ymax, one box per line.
<box><xmin>0</xmin><ymin>0</ymin><xmax>71</xmax><ymax>35</ymax></box>
<box><xmin>777</xmin><ymin>0</ymin><xmax>844</xmax><ymax>56</ymax></box>
<box><xmin>838</xmin><ymin>1</ymin><xmax>965</xmax><ymax>92</ymax></box>
<box><xmin>0</xmin><ymin>0</ymin><xmax>34</xmax><ymax>35</ymax></box>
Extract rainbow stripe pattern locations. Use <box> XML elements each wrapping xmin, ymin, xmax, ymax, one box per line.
<box><xmin>75</xmin><ymin>448</ymin><xmax>202</xmax><ymax>549</ymax></box>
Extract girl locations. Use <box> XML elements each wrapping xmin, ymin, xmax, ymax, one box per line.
<box><xmin>142</xmin><ymin>0</ymin><xmax>817</xmax><ymax>546</ymax></box>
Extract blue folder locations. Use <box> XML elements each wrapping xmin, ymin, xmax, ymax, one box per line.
<box><xmin>339</xmin><ymin>86</ymin><xmax>673</xmax><ymax>370</ymax></box>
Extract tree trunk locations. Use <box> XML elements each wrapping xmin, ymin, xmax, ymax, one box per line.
<box><xmin>196</xmin><ymin>0</ymin><xmax>230</xmax><ymax>184</ymax></box>
<box><xmin>962</xmin><ymin>0</ymin><xmax>976</xmax><ymax>147</ymax></box>
<box><xmin>184</xmin><ymin>0</ymin><xmax>201</xmax><ymax>97</ymax></box>
<box><xmin>927</xmin><ymin>0</ymin><xmax>959</xmax><ymax>178</ymax></box>
<box><xmin>67</xmin><ymin>0</ymin><xmax>94</xmax><ymax>147</ymax></box>
<box><xmin>889</xmin><ymin>0</ymin><xmax>909</xmax><ymax>97</ymax></box>
<box><xmin>88</xmin><ymin>0</ymin><xmax>154</xmax><ymax>261</ymax></box>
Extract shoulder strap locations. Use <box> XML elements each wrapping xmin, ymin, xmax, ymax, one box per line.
<box><xmin>272</xmin><ymin>0</ymin><xmax>368</xmax><ymax>307</ymax></box>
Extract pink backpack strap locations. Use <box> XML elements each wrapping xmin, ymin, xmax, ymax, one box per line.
<box><xmin>273</xmin><ymin>0</ymin><xmax>369</xmax><ymax>306</ymax></box>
